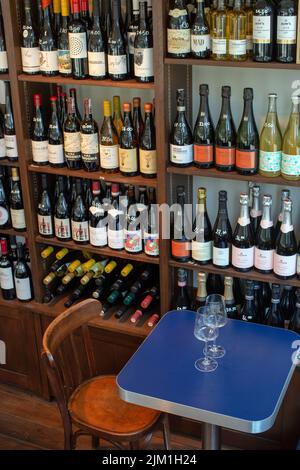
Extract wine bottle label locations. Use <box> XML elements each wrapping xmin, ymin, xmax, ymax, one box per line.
<box><xmin>0</xmin><ymin>51</ymin><xmax>8</xmax><ymax>69</ymax></box>
<box><xmin>58</xmin><ymin>49</ymin><xmax>72</xmax><ymax>74</ymax></box>
<box><xmin>259</xmin><ymin>150</ymin><xmax>282</xmax><ymax>173</ymax></box>
<box><xmin>0</xmin><ymin>206</ymin><xmax>9</xmax><ymax>225</ymax></box>
<box><xmin>15</xmin><ymin>277</ymin><xmax>31</xmax><ymax>301</ymax></box>
<box><xmin>108</xmin><ymin>228</ymin><xmax>124</xmax><ymax>250</ymax></box>
<box><xmin>119</xmin><ymin>148</ymin><xmax>138</xmax><ymax>173</ymax></box>
<box><xmin>54</xmin><ymin>217</ymin><xmax>71</xmax><ymax>239</ymax></box>
<box><xmin>255</xmin><ymin>247</ymin><xmax>274</xmax><ymax>271</ymax></box>
<box><xmin>274</xmin><ymin>253</ymin><xmax>297</xmax><ymax>277</ymax></box>
<box><xmin>100</xmin><ymin>144</ymin><xmax>119</xmax><ymax>169</ymax></box>
<box><xmin>167</xmin><ymin>29</ymin><xmax>191</xmax><ymax>54</ymax></box>
<box><xmin>69</xmin><ymin>32</ymin><xmax>87</xmax><ymax>59</ymax></box>
<box><xmin>229</xmin><ymin>39</ymin><xmax>247</xmax><ymax>56</ymax></box>
<box><xmin>4</xmin><ymin>135</ymin><xmax>18</xmax><ymax>158</ymax></box>
<box><xmin>38</xmin><ymin>214</ymin><xmax>53</xmax><ymax>236</ymax></box>
<box><xmin>107</xmin><ymin>55</ymin><xmax>127</xmax><ymax>75</ymax></box>
<box><xmin>277</xmin><ymin>16</ymin><xmax>297</xmax><ymax>44</ymax></box>
<box><xmin>246</xmin><ymin>35</ymin><xmax>253</xmax><ymax>52</ymax></box>
<box><xmin>0</xmin><ymin>138</ymin><xmax>5</xmax><ymax>158</ymax></box>
<box><xmin>81</xmin><ymin>133</ymin><xmax>99</xmax><ymax>161</ymax></box>
<box><xmin>192</xmin><ymin>240</ymin><xmax>212</xmax><ymax>262</ymax></box>
<box><xmin>88</xmin><ymin>51</ymin><xmax>106</xmax><ymax>77</ymax></box>
<box><xmin>281</xmin><ymin>153</ymin><xmax>300</xmax><ymax>177</ymax></box>
<box><xmin>194</xmin><ymin>144</ymin><xmax>213</xmax><ymax>164</ymax></box>
<box><xmin>212</xmin><ymin>38</ymin><xmax>227</xmax><ymax>55</ymax></box>
<box><xmin>171</xmin><ymin>240</ymin><xmax>190</xmax><ymax>259</ymax></box>
<box><xmin>127</xmin><ymin>32</ymin><xmax>136</xmax><ymax>55</ymax></box>
<box><xmin>139</xmin><ymin>149</ymin><xmax>157</xmax><ymax>174</ymax></box>
<box><xmin>215</xmin><ymin>146</ymin><xmax>235</xmax><ymax>167</ymax></box>
<box><xmin>232</xmin><ymin>246</ymin><xmax>254</xmax><ymax>269</ymax></box>
<box><xmin>191</xmin><ymin>34</ymin><xmax>210</xmax><ymax>53</ymax></box>
<box><xmin>64</xmin><ymin>132</ymin><xmax>81</xmax><ymax>160</ymax></box>
<box><xmin>48</xmin><ymin>143</ymin><xmax>64</xmax><ymax>165</ymax></box>
<box><xmin>125</xmin><ymin>229</ymin><xmax>143</xmax><ymax>253</ymax></box>
<box><xmin>40</xmin><ymin>50</ymin><xmax>59</xmax><ymax>72</ymax></box>
<box><xmin>0</xmin><ymin>267</ymin><xmax>14</xmax><ymax>290</ymax></box>
<box><xmin>213</xmin><ymin>246</ymin><xmax>230</xmax><ymax>267</ymax></box>
<box><xmin>71</xmin><ymin>220</ymin><xmax>89</xmax><ymax>242</ymax></box>
<box><xmin>170</xmin><ymin>144</ymin><xmax>193</xmax><ymax>164</ymax></box>
<box><xmin>89</xmin><ymin>225</ymin><xmax>107</xmax><ymax>247</ymax></box>
<box><xmin>134</xmin><ymin>48</ymin><xmax>154</xmax><ymax>78</ymax></box>
<box><xmin>144</xmin><ymin>231</ymin><xmax>159</xmax><ymax>257</ymax></box>
<box><xmin>31</xmin><ymin>140</ymin><xmax>48</xmax><ymax>163</ymax></box>
<box><xmin>10</xmin><ymin>209</ymin><xmax>26</xmax><ymax>230</ymax></box>
<box><xmin>253</xmin><ymin>16</ymin><xmax>271</xmax><ymax>43</ymax></box>
<box><xmin>21</xmin><ymin>47</ymin><xmax>40</xmax><ymax>73</ymax></box>
<box><xmin>236</xmin><ymin>149</ymin><xmax>257</xmax><ymax>171</ymax></box>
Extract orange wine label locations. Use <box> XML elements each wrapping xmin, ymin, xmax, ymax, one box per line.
<box><xmin>194</xmin><ymin>144</ymin><xmax>213</xmax><ymax>164</ymax></box>
<box><xmin>215</xmin><ymin>146</ymin><xmax>235</xmax><ymax>166</ymax></box>
<box><xmin>171</xmin><ymin>240</ymin><xmax>190</xmax><ymax>258</ymax></box>
<box><xmin>236</xmin><ymin>150</ymin><xmax>257</xmax><ymax>170</ymax></box>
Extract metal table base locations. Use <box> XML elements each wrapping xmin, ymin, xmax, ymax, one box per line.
<box><xmin>203</xmin><ymin>424</ymin><xmax>221</xmax><ymax>450</ymax></box>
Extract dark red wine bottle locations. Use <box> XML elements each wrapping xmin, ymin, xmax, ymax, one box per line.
<box><xmin>31</xmin><ymin>94</ymin><xmax>48</xmax><ymax>166</ymax></box>
<box><xmin>64</xmin><ymin>97</ymin><xmax>82</xmax><ymax>170</ymax></box>
<box><xmin>69</xmin><ymin>0</ymin><xmax>88</xmax><ymax>79</ymax></box>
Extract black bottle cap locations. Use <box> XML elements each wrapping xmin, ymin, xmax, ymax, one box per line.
<box><xmin>176</xmin><ymin>89</ymin><xmax>185</xmax><ymax>106</ymax></box>
<box><xmin>244</xmin><ymin>88</ymin><xmax>253</xmax><ymax>100</ymax></box>
<box><xmin>245</xmin><ymin>280</ymin><xmax>254</xmax><ymax>292</ymax></box>
<box><xmin>176</xmin><ymin>185</ymin><xmax>185</xmax><ymax>197</ymax></box>
<box><xmin>178</xmin><ymin>269</ymin><xmax>187</xmax><ymax>283</ymax></box>
<box><xmin>222</xmin><ymin>86</ymin><xmax>231</xmax><ymax>98</ymax></box>
<box><xmin>199</xmin><ymin>84</ymin><xmax>209</xmax><ymax>96</ymax></box>
<box><xmin>271</xmin><ymin>284</ymin><xmax>281</xmax><ymax>300</ymax></box>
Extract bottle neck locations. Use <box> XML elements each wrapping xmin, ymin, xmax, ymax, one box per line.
<box><xmin>221</xmin><ymin>96</ymin><xmax>231</xmax><ymax>118</ymax></box>
<box><xmin>196</xmin><ymin>279</ymin><xmax>207</xmax><ymax>299</ymax></box>
<box><xmin>196</xmin><ymin>0</ymin><xmax>205</xmax><ymax>18</ymax></box>
<box><xmin>224</xmin><ymin>282</ymin><xmax>234</xmax><ymax>302</ymax></box>
<box><xmin>282</xmin><ymin>209</ymin><xmax>292</xmax><ymax>228</ymax></box>
<box><xmin>218</xmin><ymin>198</ymin><xmax>228</xmax><ymax>216</ymax></box>
<box><xmin>139</xmin><ymin>3</ymin><xmax>148</xmax><ymax>30</ymax></box>
<box><xmin>199</xmin><ymin>94</ymin><xmax>209</xmax><ymax>116</ymax></box>
<box><xmin>239</xmin><ymin>203</ymin><xmax>250</xmax><ymax>221</ymax></box>
<box><xmin>197</xmin><ymin>197</ymin><xmax>207</xmax><ymax>213</ymax></box>
<box><xmin>252</xmin><ymin>195</ymin><xmax>260</xmax><ymax>213</ymax></box>
<box><xmin>243</xmin><ymin>98</ymin><xmax>254</xmax><ymax>121</ymax></box>
<box><xmin>261</xmin><ymin>204</ymin><xmax>272</xmax><ymax>225</ymax></box>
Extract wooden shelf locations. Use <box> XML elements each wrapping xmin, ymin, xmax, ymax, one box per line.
<box><xmin>0</xmin><ymin>228</ymin><xmax>27</xmax><ymax>237</ymax></box>
<box><xmin>28</xmin><ymin>163</ymin><xmax>158</xmax><ymax>188</ymax></box>
<box><xmin>165</xmin><ymin>57</ymin><xmax>300</xmax><ymax>70</ymax></box>
<box><xmin>35</xmin><ymin>235</ymin><xmax>160</xmax><ymax>265</ymax></box>
<box><xmin>169</xmin><ymin>259</ymin><xmax>300</xmax><ymax>288</ymax></box>
<box><xmin>0</xmin><ymin>159</ymin><xmax>20</xmax><ymax>167</ymax></box>
<box><xmin>18</xmin><ymin>73</ymin><xmax>155</xmax><ymax>90</ymax></box>
<box><xmin>167</xmin><ymin>166</ymin><xmax>300</xmax><ymax>188</ymax></box>
<box><xmin>0</xmin><ymin>73</ymin><xmax>9</xmax><ymax>81</ymax></box>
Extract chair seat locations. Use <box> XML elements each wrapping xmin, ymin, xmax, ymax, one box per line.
<box><xmin>68</xmin><ymin>375</ymin><xmax>161</xmax><ymax>438</ymax></box>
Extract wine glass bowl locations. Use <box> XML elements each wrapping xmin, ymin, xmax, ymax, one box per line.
<box><xmin>194</xmin><ymin>308</ymin><xmax>218</xmax><ymax>373</ymax></box>
<box><xmin>205</xmin><ymin>294</ymin><xmax>228</xmax><ymax>358</ymax></box>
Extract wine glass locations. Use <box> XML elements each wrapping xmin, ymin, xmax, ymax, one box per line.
<box><xmin>205</xmin><ymin>294</ymin><xmax>228</xmax><ymax>359</ymax></box>
<box><xmin>194</xmin><ymin>307</ymin><xmax>219</xmax><ymax>373</ymax></box>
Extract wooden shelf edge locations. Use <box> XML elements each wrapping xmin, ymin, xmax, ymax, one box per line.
<box><xmin>0</xmin><ymin>159</ymin><xmax>20</xmax><ymax>167</ymax></box>
<box><xmin>164</xmin><ymin>57</ymin><xmax>300</xmax><ymax>70</ymax></box>
<box><xmin>0</xmin><ymin>228</ymin><xmax>27</xmax><ymax>237</ymax></box>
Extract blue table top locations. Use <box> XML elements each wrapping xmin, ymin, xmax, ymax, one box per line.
<box><xmin>117</xmin><ymin>311</ymin><xmax>300</xmax><ymax>434</ymax></box>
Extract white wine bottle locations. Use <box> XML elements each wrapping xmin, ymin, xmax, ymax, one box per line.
<box><xmin>281</xmin><ymin>95</ymin><xmax>300</xmax><ymax>181</ymax></box>
<box><xmin>259</xmin><ymin>93</ymin><xmax>282</xmax><ymax>177</ymax></box>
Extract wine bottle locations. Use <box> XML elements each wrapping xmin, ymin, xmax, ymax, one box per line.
<box><xmin>93</xmin><ymin>260</ymin><xmax>118</xmax><ymax>293</ymax></box>
<box><xmin>130</xmin><ymin>286</ymin><xmax>160</xmax><ymax>324</ymax></box>
<box><xmin>69</xmin><ymin>0</ymin><xmax>88</xmax><ymax>79</ymax></box>
<box><xmin>207</xmin><ymin>273</ymin><xmax>223</xmax><ymax>295</ymax></box>
<box><xmin>10</xmin><ymin>168</ymin><xmax>26</xmax><ymax>232</ymax></box>
<box><xmin>140</xmin><ymin>103</ymin><xmax>157</xmax><ymax>178</ymax></box>
<box><xmin>259</xmin><ymin>93</ymin><xmax>282</xmax><ymax>177</ymax></box>
<box><xmin>228</xmin><ymin>0</ymin><xmax>247</xmax><ymax>61</ymax></box>
<box><xmin>100</xmin><ymin>100</ymin><xmax>119</xmax><ymax>173</ymax></box>
<box><xmin>126</xmin><ymin>267</ymin><xmax>154</xmax><ymax>303</ymax></box>
<box><xmin>261</xmin><ymin>281</ymin><xmax>272</xmax><ymax>313</ymax></box>
<box><xmin>144</xmin><ymin>187</ymin><xmax>159</xmax><ymax>257</ymax></box>
<box><xmin>191</xmin><ymin>0</ymin><xmax>210</xmax><ymax>58</ymax></box>
<box><xmin>265</xmin><ymin>284</ymin><xmax>284</xmax><ymax>328</ymax></box>
<box><xmin>250</xmin><ymin>185</ymin><xmax>262</xmax><ymax>236</ymax></box>
<box><xmin>54</xmin><ymin>176</ymin><xmax>71</xmax><ymax>241</ymax></box>
<box><xmin>236</xmin><ymin>88</ymin><xmax>259</xmax><ymax>175</ymax></box>
<box><xmin>212</xmin><ymin>190</ymin><xmax>232</xmax><ymax>269</ymax></box>
<box><xmin>289</xmin><ymin>289</ymin><xmax>300</xmax><ymax>334</ymax></box>
<box><xmin>89</xmin><ymin>181</ymin><xmax>107</xmax><ymax>247</ymax></box>
<box><xmin>211</xmin><ymin>0</ymin><xmax>228</xmax><ymax>60</ymax></box>
<box><xmin>170</xmin><ymin>89</ymin><xmax>193</xmax><ymax>167</ymax></box>
<box><xmin>39</xmin><ymin>0</ymin><xmax>59</xmax><ymax>76</ymax></box>
<box><xmin>280</xmin><ymin>285</ymin><xmax>295</xmax><ymax>323</ymax></box>
<box><xmin>69</xmin><ymin>88</ymin><xmax>82</xmax><ymax>121</ymax></box>
<box><xmin>232</xmin><ymin>193</ymin><xmax>254</xmax><ymax>272</ymax></box>
<box><xmin>81</xmin><ymin>0</ymin><xmax>92</xmax><ymax>32</ymax></box>
<box><xmin>64</xmin><ymin>97</ymin><xmax>82</xmax><ymax>170</ymax></box>
<box><xmin>275</xmin><ymin>189</ymin><xmax>290</xmax><ymax>242</ymax></box>
<box><xmin>172</xmin><ymin>186</ymin><xmax>190</xmax><ymax>262</ymax></box>
<box><xmin>64</xmin><ymin>280</ymin><xmax>95</xmax><ymax>308</ymax></box>
<box><xmin>224</xmin><ymin>276</ymin><xmax>238</xmax><ymax>319</ymax></box>
<box><xmin>37</xmin><ymin>174</ymin><xmax>53</xmax><ymax>238</ymax></box>
<box><xmin>132</xmin><ymin>97</ymin><xmax>144</xmax><ymax>143</ymax></box>
<box><xmin>255</xmin><ymin>194</ymin><xmax>274</xmax><ymax>274</ymax></box>
<box><xmin>58</xmin><ymin>0</ymin><xmax>72</xmax><ymax>76</ymax></box>
<box><xmin>240</xmin><ymin>280</ymin><xmax>259</xmax><ymax>323</ymax></box>
<box><xmin>113</xmin><ymin>95</ymin><xmax>124</xmax><ymax>138</ymax></box>
<box><xmin>108</xmin><ymin>0</ymin><xmax>128</xmax><ymax>81</ymax></box>
<box><xmin>101</xmin><ymin>0</ymin><xmax>112</xmax><ymax>44</ymax></box>
<box><xmin>108</xmin><ymin>206</ymin><xmax>125</xmax><ymax>250</ymax></box>
<box><xmin>274</xmin><ymin>198</ymin><xmax>297</xmax><ymax>280</ymax></box>
<box><xmin>21</xmin><ymin>0</ymin><xmax>40</xmax><ymax>75</ymax></box>
<box><xmin>126</xmin><ymin>0</ymin><xmax>139</xmax><ymax>77</ymax></box>
<box><xmin>193</xmin><ymin>272</ymin><xmax>207</xmax><ymax>310</ymax></box>
<box><xmin>80</xmin><ymin>98</ymin><xmax>99</xmax><ymax>172</ymax></box>
<box><xmin>48</xmin><ymin>96</ymin><xmax>65</xmax><ymax>168</ymax></box>
<box><xmin>71</xmin><ymin>179</ymin><xmax>89</xmax><ymax>244</ymax></box>
<box><xmin>80</xmin><ymin>260</ymin><xmax>108</xmax><ymax>286</ymax></box>
<box><xmin>0</xmin><ymin>174</ymin><xmax>11</xmax><ymax>229</ymax></box>
<box><xmin>59</xmin><ymin>91</ymin><xmax>67</xmax><ymax>126</ymax></box>
<box><xmin>215</xmin><ymin>86</ymin><xmax>236</xmax><ymax>172</ymax></box>
<box><xmin>88</xmin><ymin>0</ymin><xmax>106</xmax><ymax>79</ymax></box>
<box><xmin>134</xmin><ymin>1</ymin><xmax>154</xmax><ymax>83</ymax></box>
<box><xmin>276</xmin><ymin>0</ymin><xmax>297</xmax><ymax>63</ymax></box>
<box><xmin>119</xmin><ymin>102</ymin><xmax>139</xmax><ymax>177</ymax></box>
<box><xmin>4</xmin><ymin>82</ymin><xmax>18</xmax><ymax>162</ymax></box>
<box><xmin>0</xmin><ymin>238</ymin><xmax>16</xmax><ymax>300</ymax></box>
<box><xmin>253</xmin><ymin>0</ymin><xmax>275</xmax><ymax>62</ymax></box>
<box><xmin>193</xmin><ymin>84</ymin><xmax>214</xmax><ymax>168</ymax></box>
<box><xmin>167</xmin><ymin>0</ymin><xmax>191</xmax><ymax>58</ymax></box>
<box><xmin>31</xmin><ymin>94</ymin><xmax>48</xmax><ymax>166</ymax></box>
<box><xmin>192</xmin><ymin>187</ymin><xmax>212</xmax><ymax>264</ymax></box>
<box><xmin>53</xmin><ymin>0</ymin><xmax>62</xmax><ymax>38</ymax></box>
<box><xmin>281</xmin><ymin>95</ymin><xmax>300</xmax><ymax>181</ymax></box>
<box><xmin>245</xmin><ymin>0</ymin><xmax>253</xmax><ymax>57</ymax></box>
<box><xmin>125</xmin><ymin>185</ymin><xmax>143</xmax><ymax>254</ymax></box>
<box><xmin>174</xmin><ymin>269</ymin><xmax>191</xmax><ymax>310</ymax></box>
<box><xmin>14</xmin><ymin>243</ymin><xmax>33</xmax><ymax>302</ymax></box>
<box><xmin>0</xmin><ymin>110</ymin><xmax>5</xmax><ymax>160</ymax></box>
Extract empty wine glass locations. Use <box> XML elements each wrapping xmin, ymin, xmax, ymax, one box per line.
<box><xmin>205</xmin><ymin>294</ymin><xmax>228</xmax><ymax>358</ymax></box>
<box><xmin>194</xmin><ymin>307</ymin><xmax>219</xmax><ymax>373</ymax></box>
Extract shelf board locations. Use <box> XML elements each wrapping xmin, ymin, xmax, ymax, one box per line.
<box><xmin>28</xmin><ymin>163</ymin><xmax>158</xmax><ymax>188</ymax></box>
<box><xmin>0</xmin><ymin>228</ymin><xmax>27</xmax><ymax>237</ymax></box>
<box><xmin>0</xmin><ymin>73</ymin><xmax>9</xmax><ymax>81</ymax></box>
<box><xmin>35</xmin><ymin>235</ymin><xmax>160</xmax><ymax>265</ymax></box>
<box><xmin>165</xmin><ymin>57</ymin><xmax>300</xmax><ymax>70</ymax></box>
<box><xmin>0</xmin><ymin>159</ymin><xmax>20</xmax><ymax>167</ymax></box>
<box><xmin>18</xmin><ymin>73</ymin><xmax>155</xmax><ymax>90</ymax></box>
<box><xmin>167</xmin><ymin>165</ymin><xmax>300</xmax><ymax>188</ymax></box>
<box><xmin>169</xmin><ymin>259</ymin><xmax>300</xmax><ymax>288</ymax></box>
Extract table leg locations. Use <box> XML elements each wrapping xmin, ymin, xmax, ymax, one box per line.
<box><xmin>202</xmin><ymin>424</ymin><xmax>221</xmax><ymax>450</ymax></box>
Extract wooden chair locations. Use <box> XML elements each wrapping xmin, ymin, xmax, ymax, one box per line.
<box><xmin>42</xmin><ymin>299</ymin><xmax>171</xmax><ymax>450</ymax></box>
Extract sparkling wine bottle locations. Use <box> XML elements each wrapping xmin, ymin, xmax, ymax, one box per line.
<box><xmin>236</xmin><ymin>88</ymin><xmax>259</xmax><ymax>175</ymax></box>
<box><xmin>174</xmin><ymin>269</ymin><xmax>191</xmax><ymax>310</ymax></box>
<box><xmin>259</xmin><ymin>93</ymin><xmax>282</xmax><ymax>177</ymax></box>
<box><xmin>274</xmin><ymin>198</ymin><xmax>297</xmax><ymax>280</ymax></box>
<box><xmin>193</xmin><ymin>84</ymin><xmax>214</xmax><ymax>168</ymax></box>
<box><xmin>192</xmin><ymin>187</ymin><xmax>212</xmax><ymax>265</ymax></box>
<box><xmin>232</xmin><ymin>193</ymin><xmax>254</xmax><ymax>272</ymax></box>
<box><xmin>212</xmin><ymin>190</ymin><xmax>232</xmax><ymax>269</ymax></box>
<box><xmin>170</xmin><ymin>89</ymin><xmax>193</xmax><ymax>167</ymax></box>
<box><xmin>215</xmin><ymin>86</ymin><xmax>236</xmax><ymax>172</ymax></box>
<box><xmin>191</xmin><ymin>0</ymin><xmax>210</xmax><ymax>58</ymax></box>
<box><xmin>255</xmin><ymin>194</ymin><xmax>274</xmax><ymax>274</ymax></box>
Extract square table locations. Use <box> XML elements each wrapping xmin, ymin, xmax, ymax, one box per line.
<box><xmin>117</xmin><ymin>310</ymin><xmax>300</xmax><ymax>450</ymax></box>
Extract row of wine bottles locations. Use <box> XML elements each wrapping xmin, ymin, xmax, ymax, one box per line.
<box><xmin>172</xmin><ymin>185</ymin><xmax>300</xmax><ymax>280</ymax></box>
<box><xmin>37</xmin><ymin>174</ymin><xmax>159</xmax><ymax>256</ymax></box>
<box><xmin>0</xmin><ymin>167</ymin><xmax>26</xmax><ymax>231</ymax></box>
<box><xmin>174</xmin><ymin>269</ymin><xmax>300</xmax><ymax>334</ymax></box>
<box><xmin>31</xmin><ymin>91</ymin><xmax>157</xmax><ymax>177</ymax></box>
<box><xmin>41</xmin><ymin>246</ymin><xmax>159</xmax><ymax>326</ymax></box>
<box><xmin>22</xmin><ymin>0</ymin><xmax>154</xmax><ymax>82</ymax></box>
<box><xmin>170</xmin><ymin>87</ymin><xmax>300</xmax><ymax>180</ymax></box>
<box><xmin>168</xmin><ymin>0</ymin><xmax>297</xmax><ymax>63</ymax></box>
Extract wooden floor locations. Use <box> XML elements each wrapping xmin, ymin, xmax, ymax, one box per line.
<box><xmin>0</xmin><ymin>383</ymin><xmax>202</xmax><ymax>450</ymax></box>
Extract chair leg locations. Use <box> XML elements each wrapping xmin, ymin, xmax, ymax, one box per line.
<box><xmin>92</xmin><ymin>436</ymin><xmax>100</xmax><ymax>449</ymax></box>
<box><xmin>162</xmin><ymin>414</ymin><xmax>171</xmax><ymax>450</ymax></box>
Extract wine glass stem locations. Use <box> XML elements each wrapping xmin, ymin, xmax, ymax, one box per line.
<box><xmin>204</xmin><ymin>340</ymin><xmax>208</xmax><ymax>362</ymax></box>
